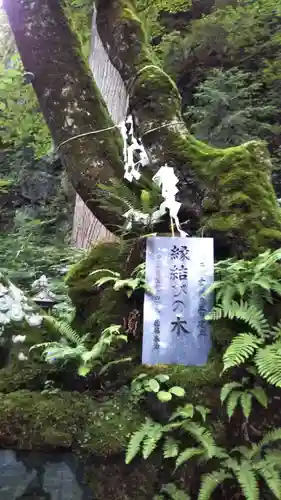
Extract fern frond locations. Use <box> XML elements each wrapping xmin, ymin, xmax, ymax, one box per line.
<box><xmin>240</xmin><ymin>392</ymin><xmax>252</xmax><ymax>420</ymax></box>
<box><xmin>207</xmin><ymin>301</ymin><xmax>269</xmax><ymax>336</ymax></box>
<box><xmin>169</xmin><ymin>404</ymin><xmax>194</xmax><ymax>421</ymax></box>
<box><xmin>43</xmin><ymin>344</ymin><xmax>85</xmax><ymax>363</ymax></box>
<box><xmin>43</xmin><ymin>316</ymin><xmax>83</xmax><ymax>346</ymax></box>
<box><xmin>264</xmin><ymin>451</ymin><xmax>281</xmax><ymax>468</ymax></box>
<box><xmin>163</xmin><ymin>437</ymin><xmax>179</xmax><ymax>459</ymax></box>
<box><xmin>234</xmin><ymin>462</ymin><xmax>259</xmax><ymax>500</ymax></box>
<box><xmin>226</xmin><ymin>390</ymin><xmax>241</xmax><ymax>419</ymax></box>
<box><xmin>250</xmin><ymin>387</ymin><xmax>268</xmax><ymax>408</ymax></box>
<box><xmin>198</xmin><ymin>470</ymin><xmax>232</xmax><ymax>500</ymax></box>
<box><xmin>223</xmin><ymin>333</ymin><xmax>263</xmax><ymax>371</ymax></box>
<box><xmin>125</xmin><ymin>418</ymin><xmax>153</xmax><ymax>464</ymax></box>
<box><xmin>255</xmin><ymin>342</ymin><xmax>281</xmax><ymax>387</ymax></box>
<box><xmin>183</xmin><ymin>422</ymin><xmax>217</xmax><ymax>459</ymax></box>
<box><xmin>229</xmin><ymin>302</ymin><xmax>269</xmax><ymax>335</ymax></box>
<box><xmin>160</xmin><ymin>483</ymin><xmax>190</xmax><ymax>500</ymax></box>
<box><xmin>175</xmin><ymin>447</ymin><xmax>203</xmax><ymax>470</ymax></box>
<box><xmin>142</xmin><ymin>422</ymin><xmax>163</xmax><ymax>459</ymax></box>
<box><xmin>254</xmin><ymin>461</ymin><xmax>281</xmax><ymax>499</ymax></box>
<box><xmin>220</xmin><ymin>382</ymin><xmax>243</xmax><ymax>403</ymax></box>
<box><xmin>258</xmin><ymin>428</ymin><xmax>281</xmax><ymax>451</ymax></box>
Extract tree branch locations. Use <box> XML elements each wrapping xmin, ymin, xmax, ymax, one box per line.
<box><xmin>3</xmin><ymin>0</ymin><xmax>125</xmax><ymax>232</ymax></box>
<box><xmin>96</xmin><ymin>0</ymin><xmax>205</xmax><ymax>229</ymax></box>
<box><xmin>95</xmin><ymin>0</ymin><xmax>281</xmax><ymax>254</ymax></box>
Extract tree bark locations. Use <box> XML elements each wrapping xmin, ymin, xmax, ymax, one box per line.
<box><xmin>3</xmin><ymin>0</ymin><xmax>125</xmax><ymax>233</ymax></box>
<box><xmin>71</xmin><ymin>7</ymin><xmax>127</xmax><ymax>247</ymax></box>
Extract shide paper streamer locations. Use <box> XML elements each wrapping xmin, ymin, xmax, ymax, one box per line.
<box><xmin>120</xmin><ymin>114</ymin><xmax>187</xmax><ymax>236</ymax></box>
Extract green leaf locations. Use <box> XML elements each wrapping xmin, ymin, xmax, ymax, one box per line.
<box><xmin>157</xmin><ymin>391</ymin><xmax>172</xmax><ymax>402</ymax></box>
<box><xmin>195</xmin><ymin>405</ymin><xmax>210</xmax><ymax>422</ymax></box>
<box><xmin>169</xmin><ymin>404</ymin><xmax>194</xmax><ymax>421</ymax></box>
<box><xmin>254</xmin><ymin>461</ymin><xmax>281</xmax><ymax>498</ymax></box>
<box><xmin>163</xmin><ymin>437</ymin><xmax>179</xmax><ymax>459</ymax></box>
<box><xmin>125</xmin><ymin>418</ymin><xmax>153</xmax><ymax>464</ymax></box>
<box><xmin>234</xmin><ymin>462</ymin><xmax>259</xmax><ymax>500</ymax></box>
<box><xmin>160</xmin><ymin>483</ymin><xmax>190</xmax><ymax>500</ymax></box>
<box><xmin>78</xmin><ymin>364</ymin><xmax>91</xmax><ymax>376</ymax></box>
<box><xmin>142</xmin><ymin>423</ymin><xmax>163</xmax><ymax>459</ymax></box>
<box><xmin>223</xmin><ymin>333</ymin><xmax>263</xmax><ymax>371</ymax></box>
<box><xmin>198</xmin><ymin>470</ymin><xmax>232</xmax><ymax>500</ymax></box>
<box><xmin>155</xmin><ymin>374</ymin><xmax>170</xmax><ymax>383</ymax></box>
<box><xmin>175</xmin><ymin>447</ymin><xmax>203</xmax><ymax>470</ymax></box>
<box><xmin>240</xmin><ymin>392</ymin><xmax>252</xmax><ymax>420</ymax></box>
<box><xmin>226</xmin><ymin>391</ymin><xmax>241</xmax><ymax>419</ymax></box>
<box><xmin>98</xmin><ymin>357</ymin><xmax>132</xmax><ymax>376</ymax></box>
<box><xmin>250</xmin><ymin>387</ymin><xmax>268</xmax><ymax>408</ymax></box>
<box><xmin>146</xmin><ymin>378</ymin><xmax>160</xmax><ymax>393</ymax></box>
<box><xmin>169</xmin><ymin>386</ymin><xmax>185</xmax><ymax>397</ymax></box>
<box><xmin>220</xmin><ymin>382</ymin><xmax>243</xmax><ymax>403</ymax></box>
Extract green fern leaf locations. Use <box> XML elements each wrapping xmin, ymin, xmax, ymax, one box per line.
<box><xmin>258</xmin><ymin>428</ymin><xmax>281</xmax><ymax>451</ymax></box>
<box><xmin>43</xmin><ymin>316</ymin><xmax>83</xmax><ymax>345</ymax></box>
<box><xmin>254</xmin><ymin>461</ymin><xmax>281</xmax><ymax>499</ymax></box>
<box><xmin>220</xmin><ymin>382</ymin><xmax>243</xmax><ymax>403</ymax></box>
<box><xmin>175</xmin><ymin>447</ymin><xmax>203</xmax><ymax>470</ymax></box>
<box><xmin>264</xmin><ymin>451</ymin><xmax>281</xmax><ymax>468</ymax></box>
<box><xmin>223</xmin><ymin>333</ymin><xmax>263</xmax><ymax>371</ymax></box>
<box><xmin>226</xmin><ymin>390</ymin><xmax>241</xmax><ymax>419</ymax></box>
<box><xmin>198</xmin><ymin>470</ymin><xmax>232</xmax><ymax>500</ymax></box>
<box><xmin>234</xmin><ymin>461</ymin><xmax>259</xmax><ymax>500</ymax></box>
<box><xmin>183</xmin><ymin>422</ymin><xmax>217</xmax><ymax>459</ymax></box>
<box><xmin>170</xmin><ymin>404</ymin><xmax>194</xmax><ymax>421</ymax></box>
<box><xmin>142</xmin><ymin>422</ymin><xmax>163</xmax><ymax>459</ymax></box>
<box><xmin>221</xmin><ymin>301</ymin><xmax>269</xmax><ymax>336</ymax></box>
<box><xmin>163</xmin><ymin>437</ymin><xmax>179</xmax><ymax>459</ymax></box>
<box><xmin>195</xmin><ymin>405</ymin><xmax>210</xmax><ymax>422</ymax></box>
<box><xmin>125</xmin><ymin>418</ymin><xmax>153</xmax><ymax>464</ymax></box>
<box><xmin>240</xmin><ymin>392</ymin><xmax>252</xmax><ymax>420</ymax></box>
<box><xmin>160</xmin><ymin>483</ymin><xmax>190</xmax><ymax>500</ymax></box>
<box><xmin>250</xmin><ymin>387</ymin><xmax>268</xmax><ymax>408</ymax></box>
<box><xmin>255</xmin><ymin>342</ymin><xmax>281</xmax><ymax>387</ymax></box>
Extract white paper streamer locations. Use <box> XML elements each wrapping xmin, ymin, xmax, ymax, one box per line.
<box><xmin>152</xmin><ymin>165</ymin><xmax>187</xmax><ymax>237</ymax></box>
<box><xmin>121</xmin><ymin>116</ymin><xmax>187</xmax><ymax>235</ymax></box>
<box><xmin>120</xmin><ymin>115</ymin><xmax>149</xmax><ymax>182</ymax></box>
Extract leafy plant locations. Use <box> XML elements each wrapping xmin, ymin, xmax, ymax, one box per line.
<box><xmin>205</xmin><ymin>249</ymin><xmax>281</xmax><ymax>387</ymax></box>
<box><xmin>90</xmin><ymin>262</ymin><xmax>152</xmax><ymax>298</ymax></box>
<box><xmin>154</xmin><ymin>483</ymin><xmax>190</xmax><ymax>500</ymax></box>
<box><xmin>126</xmin><ymin>402</ymin><xmax>215</xmax><ymax>467</ymax></box>
<box><xmin>130</xmin><ymin>373</ymin><xmax>185</xmax><ymax>403</ymax></box>
<box><xmin>205</xmin><ymin>248</ymin><xmax>281</xmax><ymax>309</ymax></box>
<box><xmin>198</xmin><ymin>429</ymin><xmax>281</xmax><ymax>500</ymax></box>
<box><xmin>185</xmin><ymin>68</ymin><xmax>277</xmax><ymax>148</ymax></box>
<box><xmin>96</xmin><ymin>177</ymin><xmax>163</xmax><ymax>235</ymax></box>
<box><xmin>30</xmin><ymin>316</ymin><xmax>131</xmax><ymax>376</ymax></box>
<box><xmin>221</xmin><ymin>375</ymin><xmax>268</xmax><ymax>420</ymax></box>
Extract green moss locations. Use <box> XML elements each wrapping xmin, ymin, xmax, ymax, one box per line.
<box><xmin>66</xmin><ymin>240</ymin><xmax>129</xmax><ymax>293</ymax></box>
<box><xmin>132</xmin><ymin>358</ymin><xmax>223</xmax><ymax>389</ymax></box>
<box><xmin>0</xmin><ymin>361</ymin><xmax>57</xmax><ymax>393</ymax></box>
<box><xmin>0</xmin><ymin>389</ymin><xmax>143</xmax><ymax>456</ymax></box>
<box><xmin>168</xmin><ymin>134</ymin><xmax>281</xmax><ymax>257</ymax></box>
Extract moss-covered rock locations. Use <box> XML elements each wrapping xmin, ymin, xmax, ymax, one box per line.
<box><xmin>0</xmin><ymin>389</ymin><xmax>143</xmax><ymax>457</ymax></box>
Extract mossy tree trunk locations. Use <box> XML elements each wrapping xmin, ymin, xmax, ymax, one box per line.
<box><xmin>4</xmin><ymin>0</ymin><xmax>281</xmax><ymax>256</ymax></box>
<box><xmin>71</xmin><ymin>9</ymin><xmax>124</xmax><ymax>248</ymax></box>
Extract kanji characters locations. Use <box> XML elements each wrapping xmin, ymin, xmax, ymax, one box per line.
<box><xmin>170</xmin><ymin>245</ymin><xmax>190</xmax><ymax>261</ymax></box>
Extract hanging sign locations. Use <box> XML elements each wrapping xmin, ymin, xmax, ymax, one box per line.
<box><xmin>142</xmin><ymin>237</ymin><xmax>214</xmax><ymax>366</ymax></box>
